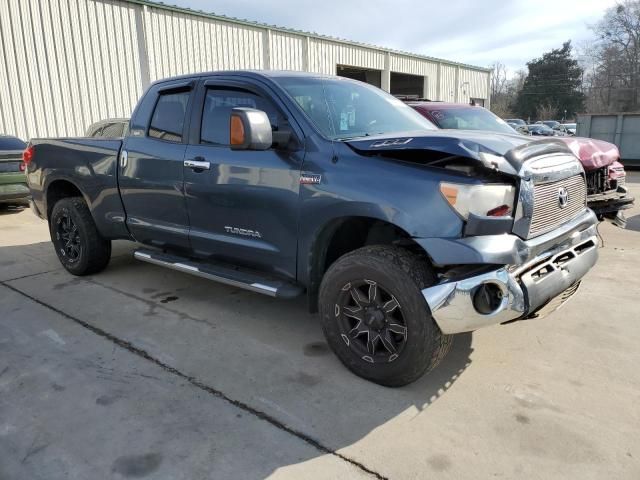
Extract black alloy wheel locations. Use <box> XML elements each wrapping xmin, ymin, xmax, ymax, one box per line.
<box><xmin>336</xmin><ymin>279</ymin><xmax>408</xmax><ymax>364</ymax></box>
<box><xmin>55</xmin><ymin>212</ymin><xmax>81</xmax><ymax>262</ymax></box>
<box><xmin>49</xmin><ymin>197</ymin><xmax>111</xmax><ymax>275</ymax></box>
<box><xmin>319</xmin><ymin>245</ymin><xmax>453</xmax><ymax>386</ymax></box>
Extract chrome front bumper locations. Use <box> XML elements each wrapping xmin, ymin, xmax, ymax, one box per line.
<box><xmin>422</xmin><ymin>217</ymin><xmax>599</xmax><ymax>334</ymax></box>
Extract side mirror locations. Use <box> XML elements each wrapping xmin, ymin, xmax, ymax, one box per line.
<box><xmin>230</xmin><ymin>107</ymin><xmax>272</xmax><ymax>150</ymax></box>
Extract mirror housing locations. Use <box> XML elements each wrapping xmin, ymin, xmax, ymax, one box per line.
<box><xmin>230</xmin><ymin>107</ymin><xmax>272</xmax><ymax>150</ymax></box>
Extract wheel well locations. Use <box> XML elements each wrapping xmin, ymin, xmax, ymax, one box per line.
<box><xmin>307</xmin><ymin>217</ymin><xmax>426</xmax><ymax>312</ymax></box>
<box><xmin>46</xmin><ymin>180</ymin><xmax>84</xmax><ymax>219</ymax></box>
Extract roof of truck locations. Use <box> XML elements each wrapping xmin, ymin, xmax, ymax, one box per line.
<box><xmin>150</xmin><ymin>70</ymin><xmax>352</xmax><ymax>87</ymax></box>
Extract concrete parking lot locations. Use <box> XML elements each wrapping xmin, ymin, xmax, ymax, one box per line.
<box><xmin>1</xmin><ymin>174</ymin><xmax>639</xmax><ymax>480</ymax></box>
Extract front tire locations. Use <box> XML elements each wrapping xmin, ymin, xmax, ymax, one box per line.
<box><xmin>319</xmin><ymin>245</ymin><xmax>452</xmax><ymax>387</ymax></box>
<box><xmin>49</xmin><ymin>197</ymin><xmax>111</xmax><ymax>276</ymax></box>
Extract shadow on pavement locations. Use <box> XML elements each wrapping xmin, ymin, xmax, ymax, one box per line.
<box><xmin>0</xmin><ymin>240</ymin><xmax>474</xmax><ymax>478</ymax></box>
<box><xmin>625</xmin><ymin>213</ymin><xmax>640</xmax><ymax>232</ymax></box>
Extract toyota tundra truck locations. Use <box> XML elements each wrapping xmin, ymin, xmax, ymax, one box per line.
<box><xmin>24</xmin><ymin>71</ymin><xmax>599</xmax><ymax>386</ymax></box>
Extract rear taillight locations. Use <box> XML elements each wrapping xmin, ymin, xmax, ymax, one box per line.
<box><xmin>22</xmin><ymin>145</ymin><xmax>34</xmax><ymax>166</ymax></box>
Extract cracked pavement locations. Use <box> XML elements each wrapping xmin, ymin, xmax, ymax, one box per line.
<box><xmin>1</xmin><ymin>173</ymin><xmax>639</xmax><ymax>479</ymax></box>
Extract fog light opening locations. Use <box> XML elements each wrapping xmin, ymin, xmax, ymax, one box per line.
<box><xmin>473</xmin><ymin>282</ymin><xmax>505</xmax><ymax>315</ymax></box>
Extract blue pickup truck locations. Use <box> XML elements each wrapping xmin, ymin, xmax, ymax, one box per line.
<box><xmin>25</xmin><ymin>71</ymin><xmax>599</xmax><ymax>386</ymax></box>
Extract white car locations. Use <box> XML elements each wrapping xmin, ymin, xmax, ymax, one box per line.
<box><xmin>561</xmin><ymin>123</ymin><xmax>576</xmax><ymax>135</ymax></box>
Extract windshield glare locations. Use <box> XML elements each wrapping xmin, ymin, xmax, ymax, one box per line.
<box><xmin>429</xmin><ymin>107</ymin><xmax>516</xmax><ymax>134</ymax></box>
<box><xmin>274</xmin><ymin>77</ymin><xmax>437</xmax><ymax>140</ymax></box>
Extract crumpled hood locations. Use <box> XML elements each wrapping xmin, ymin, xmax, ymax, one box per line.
<box><xmin>556</xmin><ymin>137</ymin><xmax>620</xmax><ymax>170</ymax></box>
<box><xmin>345</xmin><ymin>129</ymin><xmax>575</xmax><ymax>174</ymax></box>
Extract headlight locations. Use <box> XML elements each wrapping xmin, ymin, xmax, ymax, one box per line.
<box><xmin>440</xmin><ymin>182</ymin><xmax>515</xmax><ymax>219</ymax></box>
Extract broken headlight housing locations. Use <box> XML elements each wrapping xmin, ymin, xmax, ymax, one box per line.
<box><xmin>439</xmin><ymin>182</ymin><xmax>515</xmax><ymax>219</ymax></box>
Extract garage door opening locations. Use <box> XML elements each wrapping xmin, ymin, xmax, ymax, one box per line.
<box><xmin>390</xmin><ymin>72</ymin><xmax>425</xmax><ymax>98</ymax></box>
<box><xmin>337</xmin><ymin>65</ymin><xmax>382</xmax><ymax>88</ymax></box>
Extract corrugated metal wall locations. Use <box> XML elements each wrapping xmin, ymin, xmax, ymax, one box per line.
<box><xmin>309</xmin><ymin>38</ymin><xmax>386</xmax><ymax>74</ymax></box>
<box><xmin>440</xmin><ymin>64</ymin><xmax>458</xmax><ymax>102</ymax></box>
<box><xmin>459</xmin><ymin>68</ymin><xmax>490</xmax><ymax>103</ymax></box>
<box><xmin>0</xmin><ymin>0</ymin><xmax>490</xmax><ymax>140</ymax></box>
<box><xmin>0</xmin><ymin>0</ymin><xmax>143</xmax><ymax>139</ymax></box>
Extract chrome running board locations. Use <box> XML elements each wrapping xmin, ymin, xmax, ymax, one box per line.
<box><xmin>133</xmin><ymin>248</ymin><xmax>303</xmax><ymax>299</ymax></box>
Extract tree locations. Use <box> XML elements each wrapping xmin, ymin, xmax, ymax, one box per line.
<box><xmin>489</xmin><ymin>64</ymin><xmax>526</xmax><ymax>118</ymax></box>
<box><xmin>514</xmin><ymin>41</ymin><xmax>585</xmax><ymax>120</ymax></box>
<box><xmin>489</xmin><ymin>62</ymin><xmax>510</xmax><ymax>117</ymax></box>
<box><xmin>536</xmin><ymin>99</ymin><xmax>559</xmax><ymax>120</ymax></box>
<box><xmin>585</xmin><ymin>1</ymin><xmax>640</xmax><ymax>112</ymax></box>
<box><xmin>491</xmin><ymin>62</ymin><xmax>508</xmax><ymax>98</ymax></box>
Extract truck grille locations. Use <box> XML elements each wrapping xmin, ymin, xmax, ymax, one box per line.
<box><xmin>529</xmin><ymin>174</ymin><xmax>587</xmax><ymax>237</ymax></box>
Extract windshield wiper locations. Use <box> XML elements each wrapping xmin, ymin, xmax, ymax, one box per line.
<box><xmin>335</xmin><ymin>133</ymin><xmax>372</xmax><ymax>141</ymax></box>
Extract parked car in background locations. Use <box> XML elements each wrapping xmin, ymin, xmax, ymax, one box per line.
<box><xmin>406</xmin><ymin>101</ymin><xmax>634</xmax><ymax>225</ymax></box>
<box><xmin>25</xmin><ymin>71</ymin><xmax>600</xmax><ymax>386</ymax></box>
<box><xmin>555</xmin><ymin>124</ymin><xmax>574</xmax><ymax>136</ymax></box>
<box><xmin>535</xmin><ymin>120</ymin><xmax>572</xmax><ymax>136</ymax></box>
<box><xmin>0</xmin><ymin>135</ymin><xmax>29</xmax><ymax>206</ymax></box>
<box><xmin>561</xmin><ymin>123</ymin><xmax>577</xmax><ymax>135</ymax></box>
<box><xmin>528</xmin><ymin>124</ymin><xmax>556</xmax><ymax>136</ymax></box>
<box><xmin>506</xmin><ymin>122</ymin><xmax>529</xmax><ymax>135</ymax></box>
<box><xmin>559</xmin><ymin>137</ymin><xmax>634</xmax><ymax>225</ymax></box>
<box><xmin>406</xmin><ymin>102</ymin><xmax>518</xmax><ymax>134</ymax></box>
<box><xmin>85</xmin><ymin>118</ymin><xmax>129</xmax><ymax>138</ymax></box>
<box><xmin>538</xmin><ymin>120</ymin><xmax>561</xmax><ymax>130</ymax></box>
<box><xmin>505</xmin><ymin>118</ymin><xmax>527</xmax><ymax>127</ymax></box>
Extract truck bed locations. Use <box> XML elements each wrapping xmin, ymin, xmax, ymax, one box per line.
<box><xmin>27</xmin><ymin>138</ymin><xmax>128</xmax><ymax>238</ymax></box>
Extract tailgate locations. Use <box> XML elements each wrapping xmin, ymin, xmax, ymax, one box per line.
<box><xmin>0</xmin><ymin>150</ymin><xmax>23</xmax><ymax>174</ymax></box>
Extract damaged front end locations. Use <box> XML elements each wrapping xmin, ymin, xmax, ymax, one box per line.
<box><xmin>346</xmin><ymin>132</ymin><xmax>599</xmax><ymax>334</ymax></box>
<box><xmin>559</xmin><ymin>137</ymin><xmax>635</xmax><ymax>227</ymax></box>
<box><xmin>585</xmin><ymin>162</ymin><xmax>634</xmax><ymax>227</ymax></box>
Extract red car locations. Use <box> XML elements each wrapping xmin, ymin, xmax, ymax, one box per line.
<box><xmin>408</xmin><ymin>101</ymin><xmax>634</xmax><ymax>226</ymax></box>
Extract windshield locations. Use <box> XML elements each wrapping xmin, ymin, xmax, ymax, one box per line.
<box><xmin>563</xmin><ymin>123</ymin><xmax>576</xmax><ymax>129</ymax></box>
<box><xmin>0</xmin><ymin>136</ymin><xmax>26</xmax><ymax>150</ymax></box>
<box><xmin>428</xmin><ymin>107</ymin><xmax>516</xmax><ymax>134</ymax></box>
<box><xmin>273</xmin><ymin>76</ymin><xmax>436</xmax><ymax>140</ymax></box>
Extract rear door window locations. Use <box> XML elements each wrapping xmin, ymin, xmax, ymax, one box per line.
<box><xmin>149</xmin><ymin>90</ymin><xmax>191</xmax><ymax>143</ymax></box>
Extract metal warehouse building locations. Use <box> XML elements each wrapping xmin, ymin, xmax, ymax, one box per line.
<box><xmin>0</xmin><ymin>0</ymin><xmax>491</xmax><ymax>141</ymax></box>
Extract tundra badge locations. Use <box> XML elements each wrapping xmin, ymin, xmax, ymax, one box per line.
<box><xmin>224</xmin><ymin>226</ymin><xmax>262</xmax><ymax>238</ymax></box>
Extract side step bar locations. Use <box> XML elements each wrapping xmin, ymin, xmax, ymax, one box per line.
<box><xmin>133</xmin><ymin>249</ymin><xmax>303</xmax><ymax>299</ymax></box>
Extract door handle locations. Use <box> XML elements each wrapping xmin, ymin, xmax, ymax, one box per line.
<box><xmin>120</xmin><ymin>150</ymin><xmax>128</xmax><ymax>168</ymax></box>
<box><xmin>184</xmin><ymin>159</ymin><xmax>210</xmax><ymax>170</ymax></box>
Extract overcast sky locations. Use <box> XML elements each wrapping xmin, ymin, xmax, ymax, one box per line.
<box><xmin>168</xmin><ymin>0</ymin><xmax>619</xmax><ymax>75</ymax></box>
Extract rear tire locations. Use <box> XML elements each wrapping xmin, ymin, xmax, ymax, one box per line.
<box><xmin>319</xmin><ymin>245</ymin><xmax>452</xmax><ymax>387</ymax></box>
<box><xmin>49</xmin><ymin>197</ymin><xmax>111</xmax><ymax>276</ymax></box>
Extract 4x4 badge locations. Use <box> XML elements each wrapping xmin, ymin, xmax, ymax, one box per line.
<box><xmin>300</xmin><ymin>173</ymin><xmax>322</xmax><ymax>185</ymax></box>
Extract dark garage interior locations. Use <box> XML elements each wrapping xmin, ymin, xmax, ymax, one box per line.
<box><xmin>336</xmin><ymin>65</ymin><xmax>382</xmax><ymax>88</ymax></box>
<box><xmin>390</xmin><ymin>72</ymin><xmax>425</xmax><ymax>97</ymax></box>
